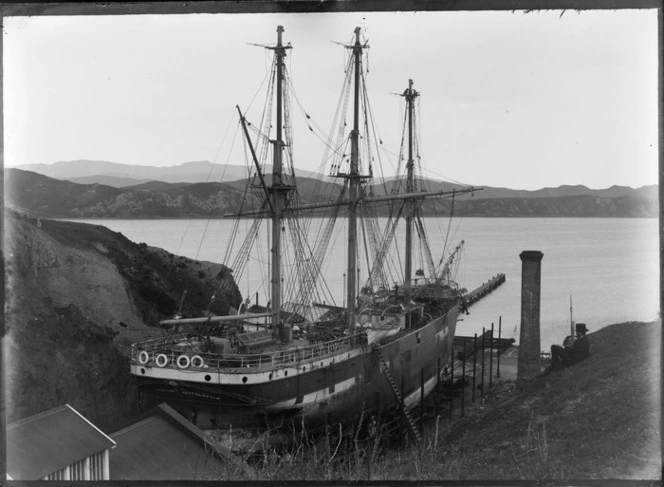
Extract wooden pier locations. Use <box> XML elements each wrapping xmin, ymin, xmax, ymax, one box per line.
<box><xmin>387</xmin><ymin>274</ymin><xmax>510</xmax><ymax>437</ymax></box>
<box><xmin>414</xmin><ymin>330</ymin><xmax>518</xmax><ymax>425</ymax></box>
<box><xmin>454</xmin><ymin>329</ymin><xmax>515</xmax><ymax>357</ymax></box>
<box><xmin>463</xmin><ymin>273</ymin><xmax>506</xmax><ymax>307</ymax></box>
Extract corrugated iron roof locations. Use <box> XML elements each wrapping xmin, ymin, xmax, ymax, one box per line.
<box><xmin>109</xmin><ymin>404</ymin><xmax>231</xmax><ymax>480</ymax></box>
<box><xmin>7</xmin><ymin>404</ymin><xmax>116</xmax><ymax>480</ymax></box>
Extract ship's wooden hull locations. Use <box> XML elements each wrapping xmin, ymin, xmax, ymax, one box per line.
<box><xmin>134</xmin><ymin>306</ymin><xmax>459</xmax><ymax>430</ymax></box>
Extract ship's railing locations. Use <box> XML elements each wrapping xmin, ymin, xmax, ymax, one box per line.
<box><xmin>131</xmin><ymin>332</ymin><xmax>366</xmax><ymax>371</ymax></box>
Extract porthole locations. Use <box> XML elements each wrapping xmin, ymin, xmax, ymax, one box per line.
<box><xmin>242</xmin><ymin>376</ymin><xmax>248</xmax><ymax>383</ymax></box>
<box><xmin>284</xmin><ymin>370</ymin><xmax>288</xmax><ymax>376</ymax></box>
<box><xmin>269</xmin><ymin>373</ymin><xmax>273</xmax><ymax>380</ymax></box>
<box><xmin>205</xmin><ymin>375</ymin><xmax>211</xmax><ymax>382</ymax></box>
<box><xmin>140</xmin><ymin>368</ymin><xmax>146</xmax><ymax>375</ymax></box>
<box><xmin>302</xmin><ymin>366</ymin><xmax>306</xmax><ymax>372</ymax></box>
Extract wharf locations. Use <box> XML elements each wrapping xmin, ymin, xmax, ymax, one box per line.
<box><xmin>415</xmin><ymin>343</ymin><xmax>520</xmax><ymax>425</ymax></box>
<box><xmin>454</xmin><ymin>329</ymin><xmax>515</xmax><ymax>356</ymax></box>
<box><xmin>464</xmin><ymin>273</ymin><xmax>506</xmax><ymax>307</ymax></box>
<box><xmin>411</xmin><ymin>273</ymin><xmax>512</xmax><ymax>421</ymax></box>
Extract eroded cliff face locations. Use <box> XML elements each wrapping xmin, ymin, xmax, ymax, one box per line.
<box><xmin>5</xmin><ymin>211</ymin><xmax>242</xmax><ymax>431</ymax></box>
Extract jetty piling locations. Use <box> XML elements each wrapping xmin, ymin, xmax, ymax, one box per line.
<box><xmin>481</xmin><ymin>329</ymin><xmax>485</xmax><ymax>396</ymax></box>
<box><xmin>489</xmin><ymin>322</ymin><xmax>494</xmax><ymax>388</ymax></box>
<box><xmin>425</xmin><ymin>320</ymin><xmax>516</xmax><ymax>422</ymax></box>
<box><xmin>435</xmin><ymin>357</ymin><xmax>440</xmax><ymax>417</ymax></box>
<box><xmin>461</xmin><ymin>350</ymin><xmax>466</xmax><ymax>417</ymax></box>
<box><xmin>449</xmin><ymin>357</ymin><xmax>454</xmax><ymax>419</ymax></box>
<box><xmin>416</xmin><ymin>274</ymin><xmax>510</xmax><ymax>424</ymax></box>
<box><xmin>472</xmin><ymin>333</ymin><xmax>477</xmax><ymax>403</ymax></box>
<box><xmin>497</xmin><ymin>317</ymin><xmax>502</xmax><ymax>378</ymax></box>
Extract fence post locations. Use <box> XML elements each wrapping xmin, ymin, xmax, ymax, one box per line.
<box><xmin>461</xmin><ymin>348</ymin><xmax>466</xmax><ymax>417</ymax></box>
<box><xmin>497</xmin><ymin>317</ymin><xmax>502</xmax><ymax>378</ymax></box>
<box><xmin>435</xmin><ymin>357</ymin><xmax>440</xmax><ymax>417</ymax></box>
<box><xmin>472</xmin><ymin>333</ymin><xmax>477</xmax><ymax>403</ymax></box>
<box><xmin>489</xmin><ymin>322</ymin><xmax>494</xmax><ymax>388</ymax></box>
<box><xmin>481</xmin><ymin>328</ymin><xmax>485</xmax><ymax>397</ymax></box>
<box><xmin>420</xmin><ymin>368</ymin><xmax>425</xmax><ymax>420</ymax></box>
<box><xmin>449</xmin><ymin>356</ymin><xmax>454</xmax><ymax>419</ymax></box>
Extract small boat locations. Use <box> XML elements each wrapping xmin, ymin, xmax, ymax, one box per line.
<box><xmin>130</xmin><ymin>26</ymin><xmax>479</xmax><ymax>438</ymax></box>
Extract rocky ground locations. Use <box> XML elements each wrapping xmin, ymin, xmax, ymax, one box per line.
<box><xmin>4</xmin><ymin>210</ymin><xmax>241</xmax><ymax>431</ymax></box>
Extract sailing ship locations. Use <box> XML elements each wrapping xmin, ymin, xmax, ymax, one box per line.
<box><xmin>130</xmin><ymin>26</ymin><xmax>478</xmax><ymax>436</ymax></box>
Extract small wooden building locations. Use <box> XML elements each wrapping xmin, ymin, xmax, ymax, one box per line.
<box><xmin>7</xmin><ymin>404</ymin><xmax>116</xmax><ymax>480</ymax></box>
<box><xmin>110</xmin><ymin>403</ymin><xmax>253</xmax><ymax>480</ymax></box>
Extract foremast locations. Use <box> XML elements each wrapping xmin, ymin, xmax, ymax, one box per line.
<box><xmin>345</xmin><ymin>27</ymin><xmax>366</xmax><ymax>332</ymax></box>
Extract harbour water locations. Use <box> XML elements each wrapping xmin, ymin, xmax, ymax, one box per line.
<box><xmin>70</xmin><ymin>217</ymin><xmax>659</xmax><ymax>349</ymax></box>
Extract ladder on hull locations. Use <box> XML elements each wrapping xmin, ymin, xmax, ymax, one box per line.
<box><xmin>372</xmin><ymin>345</ymin><xmax>422</xmax><ymax>443</ymax></box>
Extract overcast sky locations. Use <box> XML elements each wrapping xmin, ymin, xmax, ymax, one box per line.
<box><xmin>3</xmin><ymin>9</ymin><xmax>658</xmax><ymax>190</ymax></box>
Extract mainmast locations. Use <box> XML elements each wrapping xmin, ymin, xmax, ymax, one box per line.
<box><xmin>270</xmin><ymin>26</ymin><xmax>291</xmax><ymax>343</ymax></box>
<box><xmin>346</xmin><ymin>27</ymin><xmax>363</xmax><ymax>331</ymax></box>
<box><xmin>403</xmin><ymin>79</ymin><xmax>419</xmax><ymax>306</ymax></box>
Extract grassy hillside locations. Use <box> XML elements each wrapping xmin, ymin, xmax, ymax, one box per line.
<box><xmin>427</xmin><ymin>320</ymin><xmax>661</xmax><ymax>480</ymax></box>
<box><xmin>5</xmin><ymin>169</ymin><xmax>122</xmax><ymax>215</ymax></box>
<box><xmin>215</xmin><ymin>321</ymin><xmax>660</xmax><ymax>481</ymax></box>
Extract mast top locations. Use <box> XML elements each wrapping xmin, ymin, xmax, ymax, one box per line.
<box><xmin>402</xmin><ymin>79</ymin><xmax>419</xmax><ymax>99</ymax></box>
<box><xmin>343</xmin><ymin>27</ymin><xmax>367</xmax><ymax>51</ymax></box>
<box><xmin>252</xmin><ymin>25</ymin><xmax>291</xmax><ymax>51</ymax></box>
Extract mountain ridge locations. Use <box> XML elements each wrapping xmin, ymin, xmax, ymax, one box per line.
<box><xmin>5</xmin><ymin>167</ymin><xmax>658</xmax><ymax>218</ymax></box>
<box><xmin>10</xmin><ymin>159</ymin><xmax>655</xmax><ymax>194</ymax></box>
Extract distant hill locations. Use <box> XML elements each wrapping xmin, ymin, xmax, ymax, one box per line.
<box><xmin>5</xmin><ymin>170</ymin><xmax>123</xmax><ymax>215</ymax></box>
<box><xmin>12</xmin><ymin>160</ymin><xmax>319</xmax><ymax>187</ymax></box>
<box><xmin>5</xmin><ymin>169</ymin><xmax>246</xmax><ymax>218</ymax></box>
<box><xmin>69</xmin><ymin>175</ymin><xmax>156</xmax><ymax>187</ymax></box>
<box><xmin>4</xmin><ymin>168</ymin><xmax>658</xmax><ymax>219</ymax></box>
<box><xmin>375</xmin><ymin>178</ymin><xmax>658</xmax><ymax>200</ymax></box>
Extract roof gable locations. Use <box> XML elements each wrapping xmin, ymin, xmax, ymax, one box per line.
<box><xmin>8</xmin><ymin>404</ymin><xmax>115</xmax><ymax>480</ymax></box>
<box><xmin>110</xmin><ymin>405</ymin><xmax>225</xmax><ymax>480</ymax></box>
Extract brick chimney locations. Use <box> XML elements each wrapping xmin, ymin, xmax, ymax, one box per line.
<box><xmin>517</xmin><ymin>250</ymin><xmax>544</xmax><ymax>388</ymax></box>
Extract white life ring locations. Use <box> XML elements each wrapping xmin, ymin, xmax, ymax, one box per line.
<box><xmin>138</xmin><ymin>351</ymin><xmax>150</xmax><ymax>365</ymax></box>
<box><xmin>177</xmin><ymin>355</ymin><xmax>191</xmax><ymax>369</ymax></box>
<box><xmin>190</xmin><ymin>355</ymin><xmax>204</xmax><ymax>368</ymax></box>
<box><xmin>156</xmin><ymin>354</ymin><xmax>169</xmax><ymax>367</ymax></box>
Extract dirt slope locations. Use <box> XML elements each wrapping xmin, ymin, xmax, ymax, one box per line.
<box><xmin>5</xmin><ymin>211</ymin><xmax>241</xmax><ymax>431</ymax></box>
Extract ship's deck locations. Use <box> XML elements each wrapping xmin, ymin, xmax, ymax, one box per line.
<box><xmin>131</xmin><ymin>330</ymin><xmax>367</xmax><ymax>371</ymax></box>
